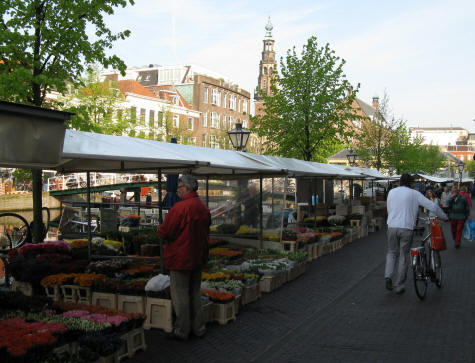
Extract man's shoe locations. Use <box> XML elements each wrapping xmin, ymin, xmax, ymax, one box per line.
<box><xmin>385</xmin><ymin>278</ymin><xmax>393</xmax><ymax>291</ymax></box>
<box><xmin>165</xmin><ymin>332</ymin><xmax>188</xmax><ymax>341</ymax></box>
<box><xmin>395</xmin><ymin>287</ymin><xmax>405</xmax><ymax>295</ymax></box>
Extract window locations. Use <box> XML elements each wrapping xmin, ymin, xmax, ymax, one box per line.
<box><xmin>149</xmin><ymin>110</ymin><xmax>155</xmax><ymax>128</ymax></box>
<box><xmin>222</xmin><ymin>115</ymin><xmax>226</xmax><ymax>129</ymax></box>
<box><xmin>149</xmin><ymin>130</ymin><xmax>154</xmax><ymax>139</ymax></box>
<box><xmin>140</xmin><ymin>108</ymin><xmax>146</xmax><ymax>125</ymax></box>
<box><xmin>242</xmin><ymin>120</ymin><xmax>248</xmax><ymax>128</ymax></box>
<box><xmin>188</xmin><ymin>117</ymin><xmax>194</xmax><ymax>130</ymax></box>
<box><xmin>223</xmin><ymin>94</ymin><xmax>227</xmax><ymax>108</ymax></box>
<box><xmin>211</xmin><ymin>112</ymin><xmax>220</xmax><ymax>128</ymax></box>
<box><xmin>158</xmin><ymin>111</ymin><xmax>164</xmax><ymax>126</ymax></box>
<box><xmin>237</xmin><ymin>99</ymin><xmax>240</xmax><ymax>113</ymax></box>
<box><xmin>229</xmin><ymin>95</ymin><xmax>236</xmax><ymax>110</ymax></box>
<box><xmin>203</xmin><ymin>112</ymin><xmax>208</xmax><ymax>127</ymax></box>
<box><xmin>228</xmin><ymin>116</ymin><xmax>234</xmax><ymax>130</ymax></box>
<box><xmin>210</xmin><ymin>135</ymin><xmax>220</xmax><ymax>149</ymax></box>
<box><xmin>243</xmin><ymin>100</ymin><xmax>248</xmax><ymax>114</ymax></box>
<box><xmin>173</xmin><ymin>115</ymin><xmax>179</xmax><ymax>128</ymax></box>
<box><xmin>212</xmin><ymin>89</ymin><xmax>220</xmax><ymax>106</ymax></box>
<box><xmin>202</xmin><ymin>134</ymin><xmax>207</xmax><ymax>147</ymax></box>
<box><xmin>188</xmin><ymin>137</ymin><xmax>196</xmax><ymax>145</ymax></box>
<box><xmin>130</xmin><ymin>107</ymin><xmax>137</xmax><ymax>121</ymax></box>
<box><xmin>203</xmin><ymin>87</ymin><xmax>208</xmax><ymax>103</ymax></box>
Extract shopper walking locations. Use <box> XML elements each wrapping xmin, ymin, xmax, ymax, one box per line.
<box><xmin>447</xmin><ymin>185</ymin><xmax>470</xmax><ymax>249</ymax></box>
<box><xmin>385</xmin><ymin>174</ymin><xmax>447</xmax><ymax>294</ymax></box>
<box><xmin>440</xmin><ymin>186</ymin><xmax>451</xmax><ymax>213</ymax></box>
<box><xmin>157</xmin><ymin>175</ymin><xmax>211</xmax><ymax>340</ymax></box>
<box><xmin>460</xmin><ymin>186</ymin><xmax>472</xmax><ymax>208</ymax></box>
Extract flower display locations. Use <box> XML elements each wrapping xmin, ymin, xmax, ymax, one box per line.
<box><xmin>41</xmin><ymin>273</ymin><xmax>106</xmax><ymax>287</ymax></box>
<box><xmin>201</xmin><ymin>289</ymin><xmax>235</xmax><ymax>303</ymax></box>
<box><xmin>123</xmin><ymin>264</ymin><xmax>155</xmax><ymax>277</ymax></box>
<box><xmin>202</xmin><ymin>272</ymin><xmax>230</xmax><ymax>281</ymax></box>
<box><xmin>17</xmin><ymin>241</ymin><xmax>71</xmax><ymax>258</ymax></box>
<box><xmin>86</xmin><ymin>258</ymin><xmax>129</xmax><ymax>276</ymax></box>
<box><xmin>209</xmin><ymin>248</ymin><xmax>243</xmax><ymax>259</ymax></box>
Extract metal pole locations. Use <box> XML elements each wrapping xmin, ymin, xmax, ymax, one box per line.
<box><xmin>280</xmin><ymin>176</ymin><xmax>288</xmax><ymax>247</ymax></box>
<box><xmin>206</xmin><ymin>177</ymin><xmax>209</xmax><ymax>207</ymax></box>
<box><xmin>157</xmin><ymin>169</ymin><xmax>164</xmax><ymax>274</ymax></box>
<box><xmin>86</xmin><ymin>171</ymin><xmax>92</xmax><ymax>260</ymax></box>
<box><xmin>259</xmin><ymin>175</ymin><xmax>263</xmax><ymax>249</ymax></box>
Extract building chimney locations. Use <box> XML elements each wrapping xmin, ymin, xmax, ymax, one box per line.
<box><xmin>372</xmin><ymin>95</ymin><xmax>379</xmax><ymax>109</ymax></box>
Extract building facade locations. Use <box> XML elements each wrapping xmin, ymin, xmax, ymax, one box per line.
<box><xmin>109</xmin><ymin>64</ymin><xmax>251</xmax><ymax>149</ymax></box>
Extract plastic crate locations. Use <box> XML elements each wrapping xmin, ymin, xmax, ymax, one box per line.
<box><xmin>213</xmin><ymin>301</ymin><xmax>236</xmax><ymax>325</ymax></box>
<box><xmin>241</xmin><ymin>283</ymin><xmax>260</xmax><ymax>305</ymax></box>
<box><xmin>287</xmin><ymin>262</ymin><xmax>306</xmax><ymax>281</ymax></box>
<box><xmin>92</xmin><ymin>292</ymin><xmax>117</xmax><ymax>310</ymax></box>
<box><xmin>143</xmin><ymin>297</ymin><xmax>173</xmax><ymax>332</ymax></box>
<box><xmin>44</xmin><ymin>285</ymin><xmax>62</xmax><ymax>301</ymax></box>
<box><xmin>117</xmin><ymin>295</ymin><xmax>145</xmax><ymax>314</ymax></box>
<box><xmin>60</xmin><ymin>285</ymin><xmax>77</xmax><ymax>303</ymax></box>
<box><xmin>234</xmin><ymin>294</ymin><xmax>241</xmax><ymax>315</ymax></box>
<box><xmin>202</xmin><ymin>301</ymin><xmax>214</xmax><ymax>323</ymax></box>
<box><xmin>127</xmin><ymin>328</ymin><xmax>147</xmax><ymax>357</ymax></box>
<box><xmin>76</xmin><ymin>286</ymin><xmax>92</xmax><ymax>305</ymax></box>
<box><xmin>12</xmin><ymin>281</ymin><xmax>33</xmax><ymax>296</ymax></box>
<box><xmin>259</xmin><ymin>273</ymin><xmax>283</xmax><ymax>293</ymax></box>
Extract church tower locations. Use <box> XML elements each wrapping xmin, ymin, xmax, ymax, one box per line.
<box><xmin>255</xmin><ymin>17</ymin><xmax>277</xmax><ymax>100</ymax></box>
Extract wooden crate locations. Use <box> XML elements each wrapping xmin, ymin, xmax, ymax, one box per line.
<box><xmin>306</xmin><ymin>244</ymin><xmax>313</xmax><ymax>261</ymax></box>
<box><xmin>117</xmin><ymin>295</ymin><xmax>145</xmax><ymax>314</ymax></box>
<box><xmin>123</xmin><ymin>328</ymin><xmax>147</xmax><ymax>359</ymax></box>
<box><xmin>12</xmin><ymin>281</ymin><xmax>33</xmax><ymax>296</ymax></box>
<box><xmin>44</xmin><ymin>286</ymin><xmax>62</xmax><ymax>301</ymax></box>
<box><xmin>213</xmin><ymin>301</ymin><xmax>236</xmax><ymax>325</ymax></box>
<box><xmin>92</xmin><ymin>292</ymin><xmax>117</xmax><ymax>310</ymax></box>
<box><xmin>143</xmin><ymin>297</ymin><xmax>173</xmax><ymax>332</ymax></box>
<box><xmin>311</xmin><ymin>243</ymin><xmax>319</xmax><ymax>259</ymax></box>
<box><xmin>60</xmin><ymin>285</ymin><xmax>77</xmax><ymax>303</ymax></box>
<box><xmin>282</xmin><ymin>240</ymin><xmax>297</xmax><ymax>252</ymax></box>
<box><xmin>241</xmin><ymin>283</ymin><xmax>260</xmax><ymax>305</ymax></box>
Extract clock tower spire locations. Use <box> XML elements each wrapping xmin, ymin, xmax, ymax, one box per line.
<box><xmin>255</xmin><ymin>17</ymin><xmax>277</xmax><ymax>100</ymax></box>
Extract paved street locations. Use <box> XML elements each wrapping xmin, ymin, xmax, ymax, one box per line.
<box><xmin>134</xmin><ymin>218</ymin><xmax>475</xmax><ymax>363</ymax></box>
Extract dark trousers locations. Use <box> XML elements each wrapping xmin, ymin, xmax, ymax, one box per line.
<box><xmin>450</xmin><ymin>219</ymin><xmax>465</xmax><ymax>246</ymax></box>
<box><xmin>169</xmin><ymin>269</ymin><xmax>205</xmax><ymax>338</ymax></box>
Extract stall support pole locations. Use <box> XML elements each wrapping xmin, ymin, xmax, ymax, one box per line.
<box><xmin>279</xmin><ymin>176</ymin><xmax>288</xmax><ymax>247</ymax></box>
<box><xmin>157</xmin><ymin>169</ymin><xmax>164</xmax><ymax>274</ymax></box>
<box><xmin>259</xmin><ymin>175</ymin><xmax>263</xmax><ymax>250</ymax></box>
<box><xmin>271</xmin><ymin>178</ymin><xmax>275</xmax><ymax>219</ymax></box>
<box><xmin>206</xmin><ymin>177</ymin><xmax>209</xmax><ymax>207</ymax></box>
<box><xmin>86</xmin><ymin>171</ymin><xmax>92</xmax><ymax>259</ymax></box>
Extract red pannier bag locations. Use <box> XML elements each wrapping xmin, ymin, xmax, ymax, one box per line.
<box><xmin>430</xmin><ymin>219</ymin><xmax>447</xmax><ymax>251</ymax></box>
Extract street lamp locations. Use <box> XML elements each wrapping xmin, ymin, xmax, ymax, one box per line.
<box><xmin>227</xmin><ymin>122</ymin><xmax>250</xmax><ymax>151</ymax></box>
<box><xmin>388</xmin><ymin>164</ymin><xmax>395</xmax><ymax>176</ymax></box>
<box><xmin>346</xmin><ymin>148</ymin><xmax>358</xmax><ymax>166</ymax></box>
<box><xmin>457</xmin><ymin>161</ymin><xmax>464</xmax><ymax>187</ymax></box>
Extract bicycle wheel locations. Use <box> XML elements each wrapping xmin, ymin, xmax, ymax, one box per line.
<box><xmin>413</xmin><ymin>255</ymin><xmax>428</xmax><ymax>300</ymax></box>
<box><xmin>0</xmin><ymin>212</ymin><xmax>32</xmax><ymax>250</ymax></box>
<box><xmin>432</xmin><ymin>250</ymin><xmax>442</xmax><ymax>288</ymax></box>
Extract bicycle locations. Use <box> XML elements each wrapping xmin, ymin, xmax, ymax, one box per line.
<box><xmin>411</xmin><ymin>216</ymin><xmax>443</xmax><ymax>300</ymax></box>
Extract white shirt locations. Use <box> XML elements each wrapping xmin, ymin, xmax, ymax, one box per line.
<box><xmin>387</xmin><ymin>186</ymin><xmax>447</xmax><ymax>230</ymax></box>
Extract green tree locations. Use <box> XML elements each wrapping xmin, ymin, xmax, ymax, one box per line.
<box><xmin>60</xmin><ymin>67</ymin><xmax>136</xmax><ymax>135</ymax></box>
<box><xmin>0</xmin><ymin>0</ymin><xmax>134</xmax><ymax>242</ymax></box>
<box><xmin>251</xmin><ymin>36</ymin><xmax>359</xmax><ymax>161</ymax></box>
<box><xmin>355</xmin><ymin>92</ymin><xmax>392</xmax><ymax>170</ymax></box>
<box><xmin>465</xmin><ymin>160</ymin><xmax>475</xmax><ymax>177</ymax></box>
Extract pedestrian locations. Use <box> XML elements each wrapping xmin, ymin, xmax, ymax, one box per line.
<box><xmin>425</xmin><ymin>189</ymin><xmax>441</xmax><ymax>217</ymax></box>
<box><xmin>157</xmin><ymin>175</ymin><xmax>211</xmax><ymax>340</ymax></box>
<box><xmin>459</xmin><ymin>186</ymin><xmax>472</xmax><ymax>208</ymax></box>
<box><xmin>440</xmin><ymin>186</ymin><xmax>451</xmax><ymax>214</ymax></box>
<box><xmin>385</xmin><ymin>174</ymin><xmax>447</xmax><ymax>294</ymax></box>
<box><xmin>471</xmin><ymin>183</ymin><xmax>475</xmax><ymax>199</ymax></box>
<box><xmin>447</xmin><ymin>185</ymin><xmax>470</xmax><ymax>249</ymax></box>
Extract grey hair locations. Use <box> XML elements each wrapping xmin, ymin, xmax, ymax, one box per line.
<box><xmin>179</xmin><ymin>174</ymin><xmax>198</xmax><ymax>192</ymax></box>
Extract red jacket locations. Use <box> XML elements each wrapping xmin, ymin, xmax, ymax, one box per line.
<box><xmin>157</xmin><ymin>192</ymin><xmax>210</xmax><ymax>270</ymax></box>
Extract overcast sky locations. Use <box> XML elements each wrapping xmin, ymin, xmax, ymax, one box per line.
<box><xmin>105</xmin><ymin>0</ymin><xmax>475</xmax><ymax>131</ymax></box>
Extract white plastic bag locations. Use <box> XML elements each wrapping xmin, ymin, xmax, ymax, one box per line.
<box><xmin>145</xmin><ymin>274</ymin><xmax>170</xmax><ymax>292</ymax></box>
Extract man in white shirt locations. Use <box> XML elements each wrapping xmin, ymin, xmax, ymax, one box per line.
<box><xmin>385</xmin><ymin>174</ymin><xmax>447</xmax><ymax>294</ymax></box>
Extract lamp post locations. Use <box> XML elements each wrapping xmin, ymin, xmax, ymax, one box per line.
<box><xmin>227</xmin><ymin>122</ymin><xmax>250</xmax><ymax>151</ymax></box>
<box><xmin>457</xmin><ymin>162</ymin><xmax>464</xmax><ymax>188</ymax></box>
<box><xmin>388</xmin><ymin>164</ymin><xmax>395</xmax><ymax>176</ymax></box>
<box><xmin>346</xmin><ymin>148</ymin><xmax>358</xmax><ymax>201</ymax></box>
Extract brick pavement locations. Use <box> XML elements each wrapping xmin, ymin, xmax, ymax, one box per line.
<box><xmin>133</xmin><ymin>217</ymin><xmax>475</xmax><ymax>363</ymax></box>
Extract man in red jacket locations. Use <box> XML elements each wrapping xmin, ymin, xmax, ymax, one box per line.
<box><xmin>157</xmin><ymin>174</ymin><xmax>211</xmax><ymax>340</ymax></box>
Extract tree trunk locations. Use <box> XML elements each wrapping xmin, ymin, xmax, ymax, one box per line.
<box><xmin>32</xmin><ymin>169</ymin><xmax>44</xmax><ymax>242</ymax></box>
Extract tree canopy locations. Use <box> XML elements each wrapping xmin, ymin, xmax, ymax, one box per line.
<box><xmin>251</xmin><ymin>36</ymin><xmax>359</xmax><ymax>161</ymax></box>
<box><xmin>0</xmin><ymin>0</ymin><xmax>134</xmax><ymax>107</ymax></box>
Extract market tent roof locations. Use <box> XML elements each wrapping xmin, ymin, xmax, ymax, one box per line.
<box><xmin>58</xmin><ymin>130</ymin><xmax>283</xmax><ymax>176</ymax></box>
<box><xmin>238</xmin><ymin>153</ymin><xmax>361</xmax><ymax>178</ymax></box>
<box><xmin>417</xmin><ymin>173</ymin><xmax>452</xmax><ymax>183</ymax></box>
<box><xmin>328</xmin><ymin>165</ymin><xmax>389</xmax><ymax>179</ymax></box>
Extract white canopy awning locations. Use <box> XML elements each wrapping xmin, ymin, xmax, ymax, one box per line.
<box><xmin>327</xmin><ymin>165</ymin><xmax>389</xmax><ymax>179</ymax></box>
<box><xmin>417</xmin><ymin>173</ymin><xmax>452</xmax><ymax>183</ymax></box>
